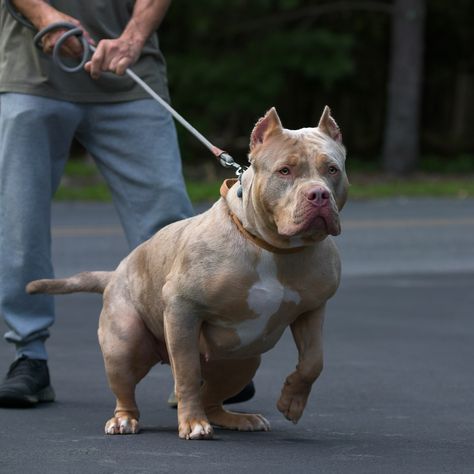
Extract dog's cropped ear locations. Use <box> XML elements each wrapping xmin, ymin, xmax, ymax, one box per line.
<box><xmin>250</xmin><ymin>107</ymin><xmax>283</xmax><ymax>150</ymax></box>
<box><xmin>318</xmin><ymin>106</ymin><xmax>342</xmax><ymax>144</ymax></box>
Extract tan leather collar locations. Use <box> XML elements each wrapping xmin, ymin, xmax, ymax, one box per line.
<box><xmin>220</xmin><ymin>179</ymin><xmax>305</xmax><ymax>254</ymax></box>
<box><xmin>219</xmin><ymin>178</ymin><xmax>239</xmax><ymax>199</ymax></box>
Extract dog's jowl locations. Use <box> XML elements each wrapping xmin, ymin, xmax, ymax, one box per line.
<box><xmin>27</xmin><ymin>106</ymin><xmax>349</xmax><ymax>440</ymax></box>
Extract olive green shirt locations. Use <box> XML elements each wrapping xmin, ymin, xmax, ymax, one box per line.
<box><xmin>0</xmin><ymin>0</ymin><xmax>170</xmax><ymax>102</ymax></box>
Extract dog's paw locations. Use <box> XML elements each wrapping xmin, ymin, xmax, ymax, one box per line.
<box><xmin>179</xmin><ymin>418</ymin><xmax>214</xmax><ymax>440</ymax></box>
<box><xmin>277</xmin><ymin>379</ymin><xmax>311</xmax><ymax>424</ymax></box>
<box><xmin>209</xmin><ymin>410</ymin><xmax>271</xmax><ymax>432</ymax></box>
<box><xmin>105</xmin><ymin>416</ymin><xmax>139</xmax><ymax>435</ymax></box>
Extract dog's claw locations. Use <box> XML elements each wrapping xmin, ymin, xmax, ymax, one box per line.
<box><xmin>105</xmin><ymin>416</ymin><xmax>139</xmax><ymax>435</ymax></box>
<box><xmin>277</xmin><ymin>399</ymin><xmax>304</xmax><ymax>424</ymax></box>
<box><xmin>179</xmin><ymin>419</ymin><xmax>214</xmax><ymax>440</ymax></box>
<box><xmin>256</xmin><ymin>414</ymin><xmax>271</xmax><ymax>431</ymax></box>
<box><xmin>207</xmin><ymin>410</ymin><xmax>271</xmax><ymax>432</ymax></box>
<box><xmin>189</xmin><ymin>423</ymin><xmax>212</xmax><ymax>439</ymax></box>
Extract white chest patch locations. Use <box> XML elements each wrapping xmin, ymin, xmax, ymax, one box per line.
<box><xmin>236</xmin><ymin>252</ymin><xmax>300</xmax><ymax>346</ymax></box>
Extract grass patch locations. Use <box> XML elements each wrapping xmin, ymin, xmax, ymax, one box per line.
<box><xmin>55</xmin><ymin>177</ymin><xmax>222</xmax><ymax>202</ymax></box>
<box><xmin>55</xmin><ymin>183</ymin><xmax>112</xmax><ymax>201</ymax></box>
<box><xmin>55</xmin><ymin>160</ymin><xmax>112</xmax><ymax>201</ymax></box>
<box><xmin>349</xmin><ymin>176</ymin><xmax>474</xmax><ymax>199</ymax></box>
<box><xmin>63</xmin><ymin>160</ymin><xmax>99</xmax><ymax>177</ymax></box>
<box><xmin>55</xmin><ymin>159</ymin><xmax>474</xmax><ymax>202</ymax></box>
<box><xmin>55</xmin><ymin>176</ymin><xmax>474</xmax><ymax>202</ymax></box>
<box><xmin>420</xmin><ymin>154</ymin><xmax>474</xmax><ymax>174</ymax></box>
<box><xmin>350</xmin><ymin>154</ymin><xmax>474</xmax><ymax>174</ymax></box>
<box><xmin>185</xmin><ymin>180</ymin><xmax>222</xmax><ymax>202</ymax></box>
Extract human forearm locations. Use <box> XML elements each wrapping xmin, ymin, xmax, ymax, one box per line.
<box><xmin>10</xmin><ymin>0</ymin><xmax>90</xmax><ymax>56</ymax></box>
<box><xmin>11</xmin><ymin>0</ymin><xmax>53</xmax><ymax>29</ymax></box>
<box><xmin>121</xmin><ymin>0</ymin><xmax>172</xmax><ymax>49</ymax></box>
<box><xmin>85</xmin><ymin>0</ymin><xmax>172</xmax><ymax>78</ymax></box>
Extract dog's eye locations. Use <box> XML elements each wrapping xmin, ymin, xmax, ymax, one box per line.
<box><xmin>279</xmin><ymin>167</ymin><xmax>291</xmax><ymax>176</ymax></box>
<box><xmin>328</xmin><ymin>165</ymin><xmax>339</xmax><ymax>175</ymax></box>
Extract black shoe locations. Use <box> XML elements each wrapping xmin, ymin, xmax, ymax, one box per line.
<box><xmin>224</xmin><ymin>380</ymin><xmax>255</xmax><ymax>405</ymax></box>
<box><xmin>167</xmin><ymin>380</ymin><xmax>256</xmax><ymax>408</ymax></box>
<box><xmin>0</xmin><ymin>356</ymin><xmax>55</xmax><ymax>408</ymax></box>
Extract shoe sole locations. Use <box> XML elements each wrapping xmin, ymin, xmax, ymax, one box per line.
<box><xmin>224</xmin><ymin>383</ymin><xmax>255</xmax><ymax>405</ymax></box>
<box><xmin>0</xmin><ymin>385</ymin><xmax>55</xmax><ymax>408</ymax></box>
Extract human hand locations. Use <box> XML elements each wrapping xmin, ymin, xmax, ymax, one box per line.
<box><xmin>34</xmin><ymin>6</ymin><xmax>94</xmax><ymax>58</ymax></box>
<box><xmin>84</xmin><ymin>36</ymin><xmax>142</xmax><ymax>79</ymax></box>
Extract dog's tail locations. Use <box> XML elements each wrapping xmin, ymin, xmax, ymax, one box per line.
<box><xmin>26</xmin><ymin>271</ymin><xmax>113</xmax><ymax>295</ymax></box>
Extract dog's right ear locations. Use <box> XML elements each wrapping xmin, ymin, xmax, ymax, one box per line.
<box><xmin>250</xmin><ymin>107</ymin><xmax>283</xmax><ymax>151</ymax></box>
<box><xmin>318</xmin><ymin>106</ymin><xmax>342</xmax><ymax>144</ymax></box>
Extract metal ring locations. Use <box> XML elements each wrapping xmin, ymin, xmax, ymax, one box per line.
<box><xmin>33</xmin><ymin>22</ymin><xmax>91</xmax><ymax>73</ymax></box>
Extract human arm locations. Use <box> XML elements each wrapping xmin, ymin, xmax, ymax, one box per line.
<box><xmin>84</xmin><ymin>0</ymin><xmax>172</xmax><ymax>79</ymax></box>
<box><xmin>10</xmin><ymin>0</ymin><xmax>93</xmax><ymax>56</ymax></box>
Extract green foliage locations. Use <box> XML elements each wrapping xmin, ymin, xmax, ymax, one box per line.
<box><xmin>161</xmin><ymin>0</ymin><xmax>354</xmax><ymax>158</ymax></box>
<box><xmin>167</xmin><ymin>29</ymin><xmax>352</xmax><ymax>113</ymax></box>
<box><xmin>152</xmin><ymin>0</ymin><xmax>474</xmax><ymax>165</ymax></box>
<box><xmin>63</xmin><ymin>160</ymin><xmax>98</xmax><ymax>177</ymax></box>
<box><xmin>420</xmin><ymin>155</ymin><xmax>474</xmax><ymax>174</ymax></box>
<box><xmin>55</xmin><ymin>183</ymin><xmax>111</xmax><ymax>201</ymax></box>
<box><xmin>349</xmin><ymin>179</ymin><xmax>474</xmax><ymax>199</ymax></box>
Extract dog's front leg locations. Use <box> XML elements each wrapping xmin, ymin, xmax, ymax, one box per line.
<box><xmin>277</xmin><ymin>305</ymin><xmax>325</xmax><ymax>424</ymax></box>
<box><xmin>164</xmin><ymin>300</ymin><xmax>213</xmax><ymax>440</ymax></box>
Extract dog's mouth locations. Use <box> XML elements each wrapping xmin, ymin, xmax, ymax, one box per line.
<box><xmin>305</xmin><ymin>215</ymin><xmax>331</xmax><ymax>234</ymax></box>
<box><xmin>300</xmin><ymin>213</ymin><xmax>340</xmax><ymax>237</ymax></box>
<box><xmin>276</xmin><ymin>205</ymin><xmax>340</xmax><ymax>238</ymax></box>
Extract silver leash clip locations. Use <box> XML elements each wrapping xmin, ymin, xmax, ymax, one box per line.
<box><xmin>218</xmin><ymin>152</ymin><xmax>246</xmax><ymax>197</ymax></box>
<box><xmin>218</xmin><ymin>152</ymin><xmax>237</xmax><ymax>169</ymax></box>
<box><xmin>219</xmin><ymin>152</ymin><xmax>245</xmax><ymax>174</ymax></box>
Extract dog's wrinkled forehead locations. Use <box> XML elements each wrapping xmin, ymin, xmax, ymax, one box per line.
<box><xmin>248</xmin><ymin>106</ymin><xmax>345</xmax><ymax>167</ymax></box>
<box><xmin>284</xmin><ymin>127</ymin><xmax>346</xmax><ymax>165</ymax></box>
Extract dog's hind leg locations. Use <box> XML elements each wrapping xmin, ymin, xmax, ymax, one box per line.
<box><xmin>201</xmin><ymin>357</ymin><xmax>271</xmax><ymax>432</ymax></box>
<box><xmin>98</xmin><ymin>297</ymin><xmax>161</xmax><ymax>435</ymax></box>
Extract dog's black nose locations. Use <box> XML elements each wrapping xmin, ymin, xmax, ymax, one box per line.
<box><xmin>306</xmin><ymin>187</ymin><xmax>330</xmax><ymax>206</ymax></box>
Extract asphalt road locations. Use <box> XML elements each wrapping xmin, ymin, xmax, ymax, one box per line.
<box><xmin>1</xmin><ymin>198</ymin><xmax>473</xmax><ymax>473</ymax></box>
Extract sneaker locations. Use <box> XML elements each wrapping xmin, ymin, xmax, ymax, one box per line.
<box><xmin>167</xmin><ymin>380</ymin><xmax>256</xmax><ymax>408</ymax></box>
<box><xmin>223</xmin><ymin>380</ymin><xmax>255</xmax><ymax>405</ymax></box>
<box><xmin>0</xmin><ymin>356</ymin><xmax>55</xmax><ymax>408</ymax></box>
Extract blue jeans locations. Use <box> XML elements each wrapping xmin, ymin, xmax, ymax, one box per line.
<box><xmin>0</xmin><ymin>93</ymin><xmax>194</xmax><ymax>360</ymax></box>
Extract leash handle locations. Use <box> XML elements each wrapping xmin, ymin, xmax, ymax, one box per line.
<box><xmin>30</xmin><ymin>22</ymin><xmax>243</xmax><ymax>173</ymax></box>
<box><xmin>33</xmin><ymin>23</ymin><xmax>90</xmax><ymax>73</ymax></box>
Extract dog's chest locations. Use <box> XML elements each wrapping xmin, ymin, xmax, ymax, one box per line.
<box><xmin>237</xmin><ymin>252</ymin><xmax>300</xmax><ymax>345</ymax></box>
<box><xmin>203</xmin><ymin>252</ymin><xmax>315</xmax><ymax>356</ymax></box>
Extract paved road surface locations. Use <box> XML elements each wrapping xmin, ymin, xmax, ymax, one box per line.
<box><xmin>1</xmin><ymin>198</ymin><xmax>473</xmax><ymax>473</ymax></box>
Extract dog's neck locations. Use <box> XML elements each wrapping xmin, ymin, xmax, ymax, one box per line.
<box><xmin>220</xmin><ymin>177</ymin><xmax>307</xmax><ymax>253</ymax></box>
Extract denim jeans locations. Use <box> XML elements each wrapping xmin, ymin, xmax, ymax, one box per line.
<box><xmin>0</xmin><ymin>93</ymin><xmax>194</xmax><ymax>360</ymax></box>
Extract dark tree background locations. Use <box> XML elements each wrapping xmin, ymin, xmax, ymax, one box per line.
<box><xmin>382</xmin><ymin>0</ymin><xmax>425</xmax><ymax>174</ymax></box>
<box><xmin>159</xmin><ymin>0</ymin><xmax>474</xmax><ymax>174</ymax></box>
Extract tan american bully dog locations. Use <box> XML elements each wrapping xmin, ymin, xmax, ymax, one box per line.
<box><xmin>27</xmin><ymin>106</ymin><xmax>348</xmax><ymax>440</ymax></box>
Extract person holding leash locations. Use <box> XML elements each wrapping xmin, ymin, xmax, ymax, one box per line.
<box><xmin>0</xmin><ymin>0</ymin><xmax>197</xmax><ymax>407</ymax></box>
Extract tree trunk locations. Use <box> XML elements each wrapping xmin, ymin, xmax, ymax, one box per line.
<box><xmin>382</xmin><ymin>0</ymin><xmax>425</xmax><ymax>174</ymax></box>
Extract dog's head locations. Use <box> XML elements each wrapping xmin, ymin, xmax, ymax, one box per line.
<box><xmin>242</xmin><ymin>106</ymin><xmax>348</xmax><ymax>245</ymax></box>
